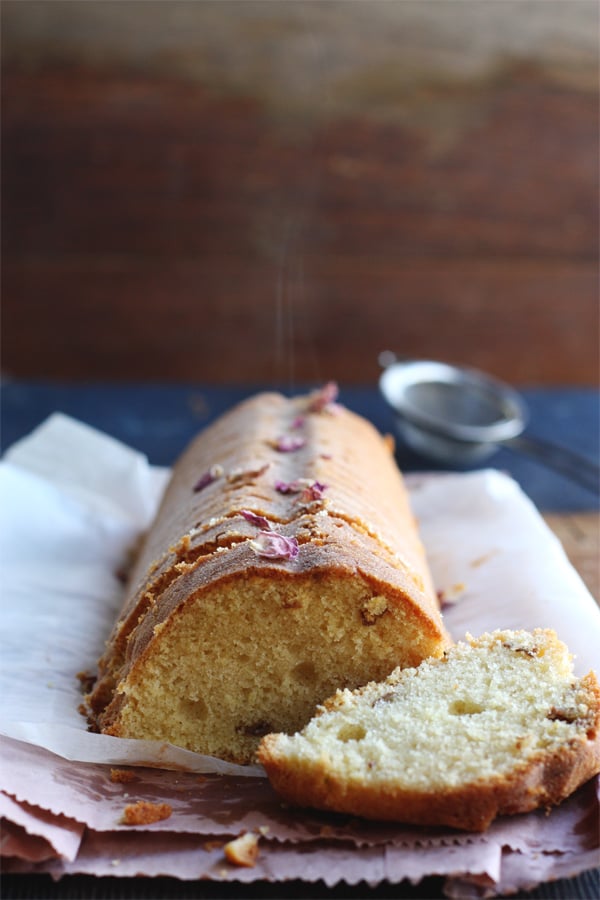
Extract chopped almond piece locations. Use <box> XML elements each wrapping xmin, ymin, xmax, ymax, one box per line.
<box><xmin>224</xmin><ymin>831</ymin><xmax>260</xmax><ymax>867</ymax></box>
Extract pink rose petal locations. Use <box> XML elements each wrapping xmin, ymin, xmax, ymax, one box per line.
<box><xmin>307</xmin><ymin>381</ymin><xmax>339</xmax><ymax>413</ymax></box>
<box><xmin>240</xmin><ymin>510</ymin><xmax>272</xmax><ymax>530</ymax></box>
<box><xmin>249</xmin><ymin>531</ymin><xmax>299</xmax><ymax>560</ymax></box>
<box><xmin>299</xmin><ymin>481</ymin><xmax>328</xmax><ymax>502</ymax></box>
<box><xmin>274</xmin><ymin>435</ymin><xmax>306</xmax><ymax>453</ymax></box>
<box><xmin>192</xmin><ymin>465</ymin><xmax>224</xmax><ymax>493</ymax></box>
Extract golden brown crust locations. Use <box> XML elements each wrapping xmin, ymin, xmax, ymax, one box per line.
<box><xmin>259</xmin><ymin>726</ymin><xmax>600</xmax><ymax>831</ymax></box>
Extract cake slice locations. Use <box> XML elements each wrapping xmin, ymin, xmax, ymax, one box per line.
<box><xmin>258</xmin><ymin>629</ymin><xmax>600</xmax><ymax>831</ymax></box>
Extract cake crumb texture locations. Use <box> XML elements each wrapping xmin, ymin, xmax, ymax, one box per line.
<box><xmin>121</xmin><ymin>800</ymin><xmax>172</xmax><ymax>826</ymax></box>
<box><xmin>109</xmin><ymin>768</ymin><xmax>137</xmax><ymax>784</ymax></box>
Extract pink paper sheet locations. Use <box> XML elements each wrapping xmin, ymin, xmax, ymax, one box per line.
<box><xmin>2</xmin><ymin>734</ymin><xmax>598</xmax><ymax>896</ymax></box>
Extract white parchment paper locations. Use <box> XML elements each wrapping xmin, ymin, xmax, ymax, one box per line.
<box><xmin>1</xmin><ymin>413</ymin><xmax>599</xmax><ymax>775</ymax></box>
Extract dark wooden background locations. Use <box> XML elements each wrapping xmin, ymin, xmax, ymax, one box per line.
<box><xmin>2</xmin><ymin>0</ymin><xmax>598</xmax><ymax>387</ymax></box>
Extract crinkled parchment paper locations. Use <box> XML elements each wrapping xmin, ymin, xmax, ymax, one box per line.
<box><xmin>1</xmin><ymin>414</ymin><xmax>599</xmax><ymax>896</ymax></box>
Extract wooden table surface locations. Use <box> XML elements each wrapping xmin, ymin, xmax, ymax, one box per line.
<box><xmin>2</xmin><ymin>2</ymin><xmax>598</xmax><ymax>388</ymax></box>
<box><xmin>545</xmin><ymin>513</ymin><xmax>599</xmax><ymax>603</ymax></box>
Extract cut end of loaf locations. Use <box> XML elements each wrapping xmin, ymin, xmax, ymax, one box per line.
<box><xmin>98</xmin><ymin>560</ymin><xmax>446</xmax><ymax>764</ymax></box>
<box><xmin>258</xmin><ymin>629</ymin><xmax>600</xmax><ymax>830</ymax></box>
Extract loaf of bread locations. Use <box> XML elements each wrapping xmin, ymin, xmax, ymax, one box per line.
<box><xmin>87</xmin><ymin>386</ymin><xmax>449</xmax><ymax>763</ymax></box>
<box><xmin>258</xmin><ymin>629</ymin><xmax>600</xmax><ymax>830</ymax></box>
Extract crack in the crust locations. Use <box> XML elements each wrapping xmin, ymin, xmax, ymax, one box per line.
<box><xmin>190</xmin><ymin>506</ymin><xmax>400</xmax><ymax>561</ymax></box>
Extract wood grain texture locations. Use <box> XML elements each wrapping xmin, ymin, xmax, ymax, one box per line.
<box><xmin>2</xmin><ymin>1</ymin><xmax>598</xmax><ymax>385</ymax></box>
<box><xmin>544</xmin><ymin>513</ymin><xmax>599</xmax><ymax>604</ymax></box>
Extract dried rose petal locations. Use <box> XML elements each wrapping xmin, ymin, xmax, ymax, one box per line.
<box><xmin>307</xmin><ymin>381</ymin><xmax>339</xmax><ymax>413</ymax></box>
<box><xmin>274</xmin><ymin>435</ymin><xmax>306</xmax><ymax>452</ymax></box>
<box><xmin>249</xmin><ymin>531</ymin><xmax>299</xmax><ymax>560</ymax></box>
<box><xmin>275</xmin><ymin>479</ymin><xmax>328</xmax><ymax>501</ymax></box>
<box><xmin>299</xmin><ymin>481</ymin><xmax>328</xmax><ymax>502</ymax></box>
<box><xmin>193</xmin><ymin>464</ymin><xmax>224</xmax><ymax>492</ymax></box>
<box><xmin>275</xmin><ymin>479</ymin><xmax>302</xmax><ymax>494</ymax></box>
<box><xmin>240</xmin><ymin>510</ymin><xmax>272</xmax><ymax>530</ymax></box>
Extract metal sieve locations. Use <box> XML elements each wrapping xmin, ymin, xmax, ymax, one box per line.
<box><xmin>378</xmin><ymin>352</ymin><xmax>599</xmax><ymax>494</ymax></box>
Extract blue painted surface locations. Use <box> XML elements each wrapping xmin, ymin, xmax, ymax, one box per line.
<box><xmin>1</xmin><ymin>380</ymin><xmax>598</xmax><ymax>511</ymax></box>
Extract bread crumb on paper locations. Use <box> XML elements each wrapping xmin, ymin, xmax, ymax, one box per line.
<box><xmin>110</xmin><ymin>768</ymin><xmax>137</xmax><ymax>784</ymax></box>
<box><xmin>223</xmin><ymin>831</ymin><xmax>260</xmax><ymax>867</ymax></box>
<box><xmin>470</xmin><ymin>549</ymin><xmax>498</xmax><ymax>568</ymax></box>
<box><xmin>203</xmin><ymin>839</ymin><xmax>225</xmax><ymax>851</ymax></box>
<box><xmin>121</xmin><ymin>800</ymin><xmax>172</xmax><ymax>825</ymax></box>
<box><xmin>437</xmin><ymin>582</ymin><xmax>466</xmax><ymax>608</ymax></box>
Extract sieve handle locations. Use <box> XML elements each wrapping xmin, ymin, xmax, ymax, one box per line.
<box><xmin>504</xmin><ymin>434</ymin><xmax>600</xmax><ymax>496</ymax></box>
